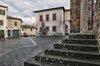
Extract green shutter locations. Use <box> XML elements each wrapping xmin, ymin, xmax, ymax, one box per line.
<box><xmin>0</xmin><ymin>30</ymin><xmax>4</xmax><ymax>33</ymax></box>
<box><xmin>12</xmin><ymin>30</ymin><xmax>19</xmax><ymax>37</ymax></box>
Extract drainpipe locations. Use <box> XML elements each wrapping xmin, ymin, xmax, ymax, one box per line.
<box><xmin>62</xmin><ymin>9</ymin><xmax>65</xmax><ymax>35</ymax></box>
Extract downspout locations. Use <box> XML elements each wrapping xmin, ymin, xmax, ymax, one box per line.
<box><xmin>62</xmin><ymin>9</ymin><xmax>65</xmax><ymax>35</ymax></box>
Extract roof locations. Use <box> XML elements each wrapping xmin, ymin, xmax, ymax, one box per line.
<box><xmin>7</xmin><ymin>16</ymin><xmax>22</xmax><ymax>22</ymax></box>
<box><xmin>65</xmin><ymin>9</ymin><xmax>70</xmax><ymax>11</ymax></box>
<box><xmin>21</xmin><ymin>25</ymin><xmax>37</xmax><ymax>29</ymax></box>
<box><xmin>34</xmin><ymin>7</ymin><xmax>70</xmax><ymax>13</ymax></box>
<box><xmin>0</xmin><ymin>5</ymin><xmax>8</xmax><ymax>8</ymax></box>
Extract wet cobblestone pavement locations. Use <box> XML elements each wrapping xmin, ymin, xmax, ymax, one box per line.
<box><xmin>0</xmin><ymin>36</ymin><xmax>64</xmax><ymax>66</ymax></box>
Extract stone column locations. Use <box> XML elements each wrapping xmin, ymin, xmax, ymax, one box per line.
<box><xmin>80</xmin><ymin>0</ymin><xmax>88</xmax><ymax>33</ymax></box>
<box><xmin>95</xmin><ymin>0</ymin><xmax>100</xmax><ymax>53</ymax></box>
<box><xmin>80</xmin><ymin>0</ymin><xmax>96</xmax><ymax>34</ymax></box>
<box><xmin>95</xmin><ymin>0</ymin><xmax>100</xmax><ymax>39</ymax></box>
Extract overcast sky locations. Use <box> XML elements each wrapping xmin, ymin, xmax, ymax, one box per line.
<box><xmin>0</xmin><ymin>0</ymin><xmax>70</xmax><ymax>25</ymax></box>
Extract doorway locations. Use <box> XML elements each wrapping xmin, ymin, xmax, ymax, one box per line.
<box><xmin>8</xmin><ymin>30</ymin><xmax>11</xmax><ymax>37</ymax></box>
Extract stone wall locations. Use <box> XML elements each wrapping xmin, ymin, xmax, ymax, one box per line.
<box><xmin>70</xmin><ymin>0</ymin><xmax>81</xmax><ymax>33</ymax></box>
<box><xmin>80</xmin><ymin>0</ymin><xmax>88</xmax><ymax>33</ymax></box>
<box><xmin>95</xmin><ymin>0</ymin><xmax>100</xmax><ymax>39</ymax></box>
<box><xmin>81</xmin><ymin>0</ymin><xmax>96</xmax><ymax>34</ymax></box>
<box><xmin>71</xmin><ymin>0</ymin><xmax>96</xmax><ymax>34</ymax></box>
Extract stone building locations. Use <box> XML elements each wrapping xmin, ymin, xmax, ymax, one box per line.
<box><xmin>34</xmin><ymin>7</ymin><xmax>70</xmax><ymax>36</ymax></box>
<box><xmin>21</xmin><ymin>25</ymin><xmax>37</xmax><ymax>37</ymax></box>
<box><xmin>0</xmin><ymin>5</ymin><xmax>8</xmax><ymax>38</ymax></box>
<box><xmin>7</xmin><ymin>16</ymin><xmax>22</xmax><ymax>38</ymax></box>
<box><xmin>0</xmin><ymin>5</ymin><xmax>22</xmax><ymax>38</ymax></box>
<box><xmin>70</xmin><ymin>0</ymin><xmax>96</xmax><ymax>33</ymax></box>
<box><xmin>24</xmin><ymin>1</ymin><xmax>100</xmax><ymax>66</ymax></box>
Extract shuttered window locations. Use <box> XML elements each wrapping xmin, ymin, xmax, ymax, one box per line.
<box><xmin>0</xmin><ymin>20</ymin><xmax>3</xmax><ymax>25</ymax></box>
<box><xmin>40</xmin><ymin>15</ymin><xmax>43</xmax><ymax>21</ymax></box>
<box><xmin>0</xmin><ymin>10</ymin><xmax>5</xmax><ymax>15</ymax></box>
<box><xmin>46</xmin><ymin>14</ymin><xmax>49</xmax><ymax>21</ymax></box>
<box><xmin>53</xmin><ymin>14</ymin><xmax>56</xmax><ymax>20</ymax></box>
<box><xmin>14</xmin><ymin>22</ymin><xmax>17</xmax><ymax>26</ymax></box>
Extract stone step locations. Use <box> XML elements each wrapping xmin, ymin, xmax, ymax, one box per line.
<box><xmin>69</xmin><ymin>34</ymin><xmax>96</xmax><ymax>39</ymax></box>
<box><xmin>44</xmin><ymin>49</ymin><xmax>100</xmax><ymax>60</ymax></box>
<box><xmin>24</xmin><ymin>62</ymin><xmax>40</xmax><ymax>66</ymax></box>
<box><xmin>54</xmin><ymin>44</ymin><xmax>98</xmax><ymax>52</ymax></box>
<box><xmin>62</xmin><ymin>39</ymin><xmax>98</xmax><ymax>45</ymax></box>
<box><xmin>35</xmin><ymin>54</ymin><xmax>100</xmax><ymax>66</ymax></box>
<box><xmin>55</xmin><ymin>43</ymin><xmax>98</xmax><ymax>47</ymax></box>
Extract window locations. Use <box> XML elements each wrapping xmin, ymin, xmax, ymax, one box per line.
<box><xmin>22</xmin><ymin>29</ymin><xmax>24</xmax><ymax>31</ymax></box>
<box><xmin>39</xmin><ymin>27</ymin><xmax>42</xmax><ymax>32</ymax></box>
<box><xmin>14</xmin><ymin>22</ymin><xmax>17</xmax><ymax>26</ymax></box>
<box><xmin>31</xmin><ymin>29</ymin><xmax>33</xmax><ymax>31</ymax></box>
<box><xmin>53</xmin><ymin>14</ymin><xmax>56</xmax><ymax>20</ymax></box>
<box><xmin>52</xmin><ymin>26</ymin><xmax>56</xmax><ymax>32</ymax></box>
<box><xmin>0</xmin><ymin>10</ymin><xmax>5</xmax><ymax>15</ymax></box>
<box><xmin>40</xmin><ymin>15</ymin><xmax>43</xmax><ymax>21</ymax></box>
<box><xmin>45</xmin><ymin>26</ymin><xmax>49</xmax><ymax>32</ymax></box>
<box><xmin>0</xmin><ymin>20</ymin><xmax>3</xmax><ymax>25</ymax></box>
<box><xmin>46</xmin><ymin>14</ymin><xmax>49</xmax><ymax>21</ymax></box>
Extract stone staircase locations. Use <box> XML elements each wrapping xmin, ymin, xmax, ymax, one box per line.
<box><xmin>25</xmin><ymin>34</ymin><xmax>100</xmax><ymax>66</ymax></box>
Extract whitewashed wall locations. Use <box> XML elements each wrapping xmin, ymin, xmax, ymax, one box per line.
<box><xmin>35</xmin><ymin>9</ymin><xmax>70</xmax><ymax>36</ymax></box>
<box><xmin>0</xmin><ymin>7</ymin><xmax>8</xmax><ymax>38</ymax></box>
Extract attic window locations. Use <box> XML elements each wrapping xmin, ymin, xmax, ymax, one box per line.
<box><xmin>14</xmin><ymin>22</ymin><xmax>17</xmax><ymax>26</ymax></box>
<box><xmin>40</xmin><ymin>15</ymin><xmax>43</xmax><ymax>21</ymax></box>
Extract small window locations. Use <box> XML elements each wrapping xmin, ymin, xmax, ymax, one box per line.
<box><xmin>14</xmin><ymin>22</ymin><xmax>17</xmax><ymax>26</ymax></box>
<box><xmin>40</xmin><ymin>15</ymin><xmax>43</xmax><ymax>21</ymax></box>
<box><xmin>52</xmin><ymin>26</ymin><xmax>56</xmax><ymax>32</ymax></box>
<box><xmin>0</xmin><ymin>20</ymin><xmax>3</xmax><ymax>25</ymax></box>
<box><xmin>46</xmin><ymin>14</ymin><xmax>49</xmax><ymax>21</ymax></box>
<box><xmin>53</xmin><ymin>14</ymin><xmax>56</xmax><ymax>20</ymax></box>
<box><xmin>31</xmin><ymin>29</ymin><xmax>33</xmax><ymax>31</ymax></box>
<box><xmin>45</xmin><ymin>26</ymin><xmax>49</xmax><ymax>32</ymax></box>
<box><xmin>39</xmin><ymin>27</ymin><xmax>42</xmax><ymax>32</ymax></box>
<box><xmin>22</xmin><ymin>29</ymin><xmax>24</xmax><ymax>31</ymax></box>
<box><xmin>0</xmin><ymin>10</ymin><xmax>5</xmax><ymax>15</ymax></box>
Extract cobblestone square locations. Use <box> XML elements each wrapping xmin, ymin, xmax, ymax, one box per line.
<box><xmin>0</xmin><ymin>36</ymin><xmax>64</xmax><ymax>66</ymax></box>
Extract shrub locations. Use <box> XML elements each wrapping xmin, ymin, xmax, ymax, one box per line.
<box><xmin>0</xmin><ymin>32</ymin><xmax>5</xmax><ymax>39</ymax></box>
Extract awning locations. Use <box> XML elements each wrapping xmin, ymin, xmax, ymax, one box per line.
<box><xmin>0</xmin><ymin>30</ymin><xmax>4</xmax><ymax>33</ymax></box>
